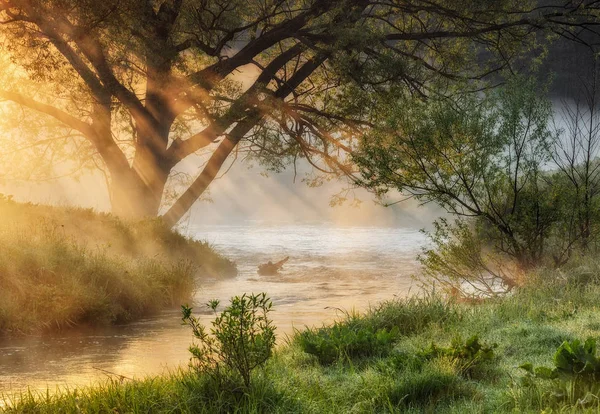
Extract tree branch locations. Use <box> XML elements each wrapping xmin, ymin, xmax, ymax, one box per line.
<box><xmin>0</xmin><ymin>90</ymin><xmax>95</xmax><ymax>137</ymax></box>
<box><xmin>168</xmin><ymin>42</ymin><xmax>307</xmax><ymax>163</ymax></box>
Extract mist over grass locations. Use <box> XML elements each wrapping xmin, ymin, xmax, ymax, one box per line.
<box><xmin>7</xmin><ymin>261</ymin><xmax>600</xmax><ymax>412</ymax></box>
<box><xmin>0</xmin><ymin>196</ymin><xmax>236</xmax><ymax>334</ymax></box>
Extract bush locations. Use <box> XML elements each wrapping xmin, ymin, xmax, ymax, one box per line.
<box><xmin>518</xmin><ymin>338</ymin><xmax>600</xmax><ymax>409</ymax></box>
<box><xmin>420</xmin><ymin>335</ymin><xmax>496</xmax><ymax>377</ymax></box>
<box><xmin>297</xmin><ymin>317</ymin><xmax>399</xmax><ymax>365</ymax></box>
<box><xmin>182</xmin><ymin>293</ymin><xmax>276</xmax><ymax>388</ymax></box>
<box><xmin>357</xmin><ymin>77</ymin><xmax>600</xmax><ymax>295</ymax></box>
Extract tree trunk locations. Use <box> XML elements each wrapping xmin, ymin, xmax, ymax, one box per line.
<box><xmin>162</xmin><ymin>111</ymin><xmax>263</xmax><ymax>228</ymax></box>
<box><xmin>108</xmin><ymin>155</ymin><xmax>169</xmax><ymax>219</ymax></box>
<box><xmin>110</xmin><ymin>111</ymin><xmax>171</xmax><ymax>219</ymax></box>
<box><xmin>109</xmin><ymin>172</ymin><xmax>158</xmax><ymax>218</ymax></box>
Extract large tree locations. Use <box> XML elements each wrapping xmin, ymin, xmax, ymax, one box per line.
<box><xmin>355</xmin><ymin>79</ymin><xmax>557</xmax><ymax>269</ymax></box>
<box><xmin>0</xmin><ymin>0</ymin><xmax>598</xmax><ymax>227</ymax></box>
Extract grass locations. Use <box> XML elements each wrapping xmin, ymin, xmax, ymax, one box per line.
<box><xmin>8</xmin><ymin>261</ymin><xmax>600</xmax><ymax>412</ymax></box>
<box><xmin>0</xmin><ymin>196</ymin><xmax>236</xmax><ymax>334</ymax></box>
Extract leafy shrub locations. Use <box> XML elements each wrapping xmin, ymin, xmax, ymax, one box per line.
<box><xmin>298</xmin><ymin>321</ymin><xmax>399</xmax><ymax>365</ymax></box>
<box><xmin>420</xmin><ymin>335</ymin><xmax>496</xmax><ymax>377</ymax></box>
<box><xmin>385</xmin><ymin>365</ymin><xmax>469</xmax><ymax>408</ymax></box>
<box><xmin>519</xmin><ymin>338</ymin><xmax>600</xmax><ymax>408</ymax></box>
<box><xmin>182</xmin><ymin>293</ymin><xmax>276</xmax><ymax>388</ymax></box>
<box><xmin>521</xmin><ymin>338</ymin><xmax>600</xmax><ymax>380</ymax></box>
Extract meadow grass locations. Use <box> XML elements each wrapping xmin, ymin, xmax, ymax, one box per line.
<box><xmin>7</xmin><ymin>261</ymin><xmax>600</xmax><ymax>412</ymax></box>
<box><xmin>0</xmin><ymin>197</ymin><xmax>236</xmax><ymax>334</ymax></box>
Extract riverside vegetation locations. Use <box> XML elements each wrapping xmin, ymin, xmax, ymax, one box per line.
<box><xmin>0</xmin><ymin>196</ymin><xmax>236</xmax><ymax>334</ymax></box>
<box><xmin>8</xmin><ymin>78</ymin><xmax>600</xmax><ymax>412</ymax></box>
<box><xmin>6</xmin><ymin>264</ymin><xmax>600</xmax><ymax>413</ymax></box>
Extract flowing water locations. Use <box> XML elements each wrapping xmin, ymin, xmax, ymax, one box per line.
<box><xmin>0</xmin><ymin>223</ymin><xmax>427</xmax><ymax>398</ymax></box>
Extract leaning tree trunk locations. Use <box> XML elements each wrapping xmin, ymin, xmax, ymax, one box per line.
<box><xmin>162</xmin><ymin>113</ymin><xmax>261</xmax><ymax>228</ymax></box>
<box><xmin>162</xmin><ymin>138</ymin><xmax>236</xmax><ymax>228</ymax></box>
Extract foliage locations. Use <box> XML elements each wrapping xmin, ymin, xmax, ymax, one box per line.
<box><xmin>9</xmin><ymin>269</ymin><xmax>600</xmax><ymax>412</ymax></box>
<box><xmin>420</xmin><ymin>335</ymin><xmax>496</xmax><ymax>377</ymax></box>
<box><xmin>1</xmin><ymin>369</ymin><xmax>293</xmax><ymax>414</ymax></box>
<box><xmin>419</xmin><ymin>218</ymin><xmax>526</xmax><ymax>298</ymax></box>
<box><xmin>522</xmin><ymin>338</ymin><xmax>600</xmax><ymax>380</ymax></box>
<box><xmin>182</xmin><ymin>293</ymin><xmax>276</xmax><ymax>388</ymax></box>
<box><xmin>357</xmin><ymin>76</ymin><xmax>600</xmax><ymax>298</ymax></box>
<box><xmin>357</xmin><ymin>78</ymin><xmax>556</xmax><ymax>270</ymax></box>
<box><xmin>297</xmin><ymin>319</ymin><xmax>399</xmax><ymax>365</ymax></box>
<box><xmin>518</xmin><ymin>338</ymin><xmax>600</xmax><ymax>408</ymax></box>
<box><xmin>297</xmin><ymin>294</ymin><xmax>454</xmax><ymax>365</ymax></box>
<box><xmin>551</xmin><ymin>61</ymin><xmax>600</xmax><ymax>254</ymax></box>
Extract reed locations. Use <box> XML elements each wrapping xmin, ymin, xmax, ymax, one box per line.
<box><xmin>0</xmin><ymin>197</ymin><xmax>235</xmax><ymax>335</ymax></box>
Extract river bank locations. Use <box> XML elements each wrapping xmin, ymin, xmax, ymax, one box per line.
<box><xmin>4</xmin><ymin>263</ymin><xmax>600</xmax><ymax>413</ymax></box>
<box><xmin>0</xmin><ymin>223</ymin><xmax>426</xmax><ymax>396</ymax></box>
<box><xmin>0</xmin><ymin>198</ymin><xmax>235</xmax><ymax>335</ymax></box>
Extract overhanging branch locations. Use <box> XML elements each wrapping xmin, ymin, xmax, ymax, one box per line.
<box><xmin>0</xmin><ymin>90</ymin><xmax>95</xmax><ymax>138</ymax></box>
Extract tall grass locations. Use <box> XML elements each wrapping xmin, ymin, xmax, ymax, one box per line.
<box><xmin>0</xmin><ymin>197</ymin><xmax>236</xmax><ymax>334</ymax></box>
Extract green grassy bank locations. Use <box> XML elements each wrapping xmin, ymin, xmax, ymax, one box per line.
<box><xmin>6</xmin><ymin>263</ymin><xmax>600</xmax><ymax>413</ymax></box>
<box><xmin>0</xmin><ymin>197</ymin><xmax>236</xmax><ymax>334</ymax></box>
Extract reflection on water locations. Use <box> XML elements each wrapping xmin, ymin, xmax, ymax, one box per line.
<box><xmin>0</xmin><ymin>223</ymin><xmax>427</xmax><ymax>397</ymax></box>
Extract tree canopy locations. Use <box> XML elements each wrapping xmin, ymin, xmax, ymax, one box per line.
<box><xmin>0</xmin><ymin>0</ymin><xmax>598</xmax><ymax>226</ymax></box>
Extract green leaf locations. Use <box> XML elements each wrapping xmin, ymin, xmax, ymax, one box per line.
<box><xmin>519</xmin><ymin>362</ymin><xmax>534</xmax><ymax>374</ymax></box>
<box><xmin>534</xmin><ymin>366</ymin><xmax>556</xmax><ymax>379</ymax></box>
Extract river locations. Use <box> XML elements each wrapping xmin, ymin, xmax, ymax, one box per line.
<box><xmin>0</xmin><ymin>223</ymin><xmax>427</xmax><ymax>398</ymax></box>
